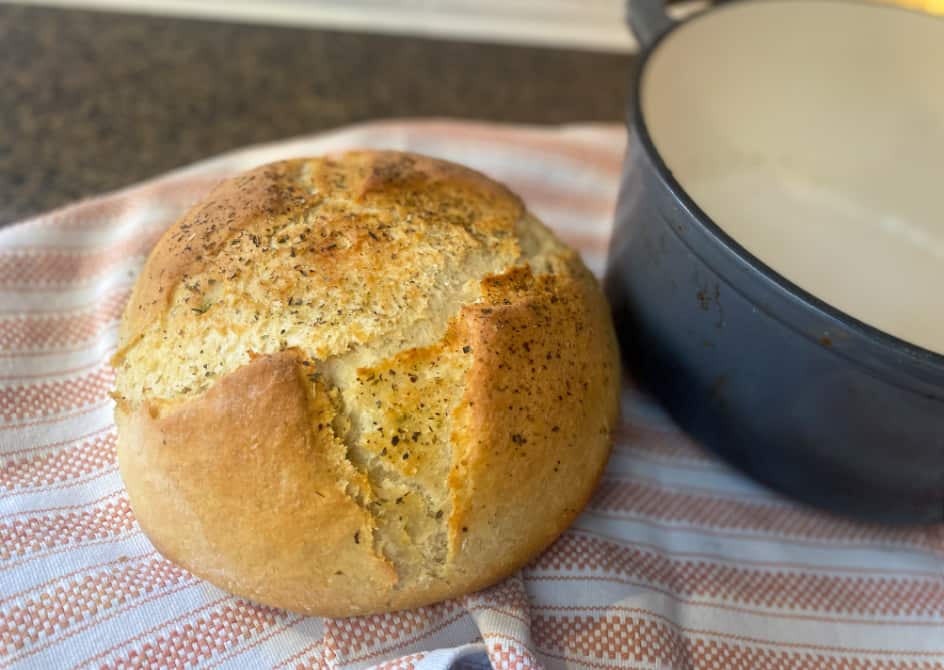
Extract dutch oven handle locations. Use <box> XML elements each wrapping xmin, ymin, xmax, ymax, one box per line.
<box><xmin>626</xmin><ymin>0</ymin><xmax>675</xmax><ymax>50</ymax></box>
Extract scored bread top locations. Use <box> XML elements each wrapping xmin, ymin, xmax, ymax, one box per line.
<box><xmin>115</xmin><ymin>152</ymin><xmax>535</xmax><ymax>402</ymax></box>
<box><xmin>112</xmin><ymin>151</ymin><xmax>620</xmax><ymax>616</ymax></box>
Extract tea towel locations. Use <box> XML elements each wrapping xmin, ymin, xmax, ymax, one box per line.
<box><xmin>1</xmin><ymin>120</ymin><xmax>942</xmax><ymax>670</ymax></box>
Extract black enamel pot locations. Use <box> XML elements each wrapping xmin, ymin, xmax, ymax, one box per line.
<box><xmin>605</xmin><ymin>0</ymin><xmax>944</xmax><ymax>523</ymax></box>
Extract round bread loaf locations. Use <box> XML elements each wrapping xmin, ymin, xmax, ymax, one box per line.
<box><xmin>112</xmin><ymin>151</ymin><xmax>620</xmax><ymax>616</ymax></box>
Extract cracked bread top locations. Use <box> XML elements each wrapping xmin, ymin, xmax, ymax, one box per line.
<box><xmin>112</xmin><ymin>151</ymin><xmax>621</xmax><ymax>616</ymax></box>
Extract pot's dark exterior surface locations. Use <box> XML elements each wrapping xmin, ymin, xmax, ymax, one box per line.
<box><xmin>605</xmin><ymin>127</ymin><xmax>944</xmax><ymax>524</ymax></box>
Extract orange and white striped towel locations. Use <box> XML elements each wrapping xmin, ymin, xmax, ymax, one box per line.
<box><xmin>1</xmin><ymin>120</ymin><xmax>942</xmax><ymax>670</ymax></box>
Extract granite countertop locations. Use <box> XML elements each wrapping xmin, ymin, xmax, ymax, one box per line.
<box><xmin>0</xmin><ymin>4</ymin><xmax>633</xmax><ymax>226</ymax></box>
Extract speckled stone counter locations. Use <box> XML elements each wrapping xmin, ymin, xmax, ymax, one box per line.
<box><xmin>0</xmin><ymin>4</ymin><xmax>633</xmax><ymax>225</ymax></box>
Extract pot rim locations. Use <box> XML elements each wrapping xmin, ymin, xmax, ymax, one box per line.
<box><xmin>629</xmin><ymin>0</ymin><xmax>944</xmax><ymax>377</ymax></box>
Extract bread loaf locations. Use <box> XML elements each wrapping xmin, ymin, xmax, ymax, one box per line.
<box><xmin>112</xmin><ymin>151</ymin><xmax>620</xmax><ymax>616</ymax></box>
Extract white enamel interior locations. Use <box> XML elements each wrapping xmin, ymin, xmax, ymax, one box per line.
<box><xmin>642</xmin><ymin>0</ymin><xmax>944</xmax><ymax>353</ymax></box>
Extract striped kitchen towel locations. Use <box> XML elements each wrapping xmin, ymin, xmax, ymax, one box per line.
<box><xmin>1</xmin><ymin>120</ymin><xmax>942</xmax><ymax>670</ymax></box>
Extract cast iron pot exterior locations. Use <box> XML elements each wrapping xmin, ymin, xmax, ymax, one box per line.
<box><xmin>605</xmin><ymin>3</ymin><xmax>944</xmax><ymax>523</ymax></box>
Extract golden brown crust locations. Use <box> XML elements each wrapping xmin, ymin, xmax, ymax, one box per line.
<box><xmin>117</xmin><ymin>152</ymin><xmax>522</xmax><ymax>354</ymax></box>
<box><xmin>445</xmin><ymin>261</ymin><xmax>619</xmax><ymax>591</ymax></box>
<box><xmin>114</xmin><ymin>150</ymin><xmax>620</xmax><ymax>616</ymax></box>
<box><xmin>118</xmin><ymin>163</ymin><xmax>299</xmax><ymax>350</ymax></box>
<box><xmin>117</xmin><ymin>350</ymin><xmax>399</xmax><ymax>616</ymax></box>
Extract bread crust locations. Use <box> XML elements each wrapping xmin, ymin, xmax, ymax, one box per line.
<box><xmin>113</xmin><ymin>151</ymin><xmax>620</xmax><ymax>616</ymax></box>
<box><xmin>116</xmin><ymin>350</ymin><xmax>399</xmax><ymax>615</ymax></box>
